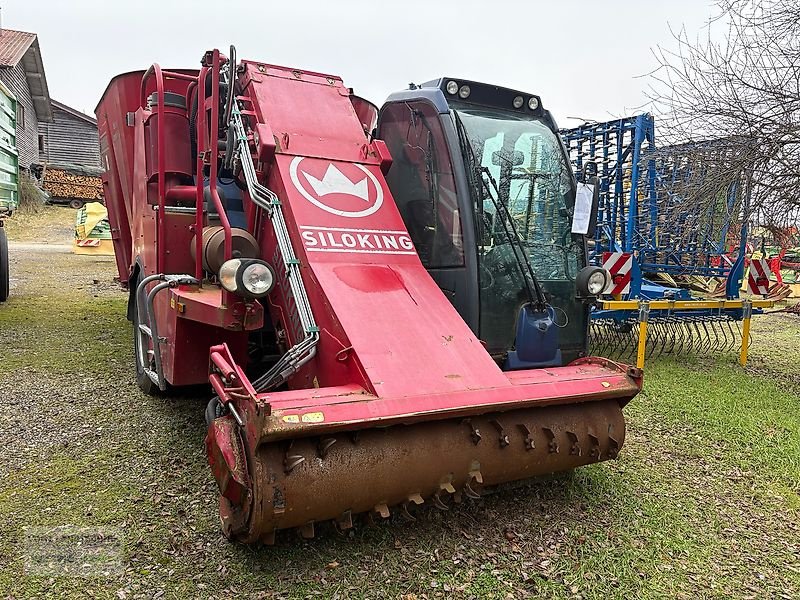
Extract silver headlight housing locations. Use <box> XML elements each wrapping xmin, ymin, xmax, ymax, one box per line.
<box><xmin>218</xmin><ymin>258</ymin><xmax>276</xmax><ymax>298</ymax></box>
<box><xmin>576</xmin><ymin>266</ymin><xmax>610</xmax><ymax>298</ymax></box>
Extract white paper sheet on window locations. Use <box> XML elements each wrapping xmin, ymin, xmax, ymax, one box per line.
<box><xmin>571</xmin><ymin>183</ymin><xmax>594</xmax><ymax>234</ymax></box>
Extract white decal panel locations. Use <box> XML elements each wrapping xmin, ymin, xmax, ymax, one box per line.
<box><xmin>289</xmin><ymin>156</ymin><xmax>383</xmax><ymax>218</ymax></box>
<box><xmin>299</xmin><ymin>226</ymin><xmax>415</xmax><ymax>256</ymax></box>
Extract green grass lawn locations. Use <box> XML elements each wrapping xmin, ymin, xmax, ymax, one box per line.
<box><xmin>0</xmin><ymin>245</ymin><xmax>798</xmax><ymax>599</ymax></box>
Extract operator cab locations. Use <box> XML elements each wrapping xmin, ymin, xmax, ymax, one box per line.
<box><xmin>378</xmin><ymin>78</ymin><xmax>603</xmax><ymax>367</ymax></box>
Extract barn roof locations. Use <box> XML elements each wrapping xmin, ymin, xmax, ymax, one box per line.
<box><xmin>0</xmin><ymin>28</ymin><xmax>52</xmax><ymax>121</ymax></box>
<box><xmin>51</xmin><ymin>99</ymin><xmax>97</xmax><ymax>126</ymax></box>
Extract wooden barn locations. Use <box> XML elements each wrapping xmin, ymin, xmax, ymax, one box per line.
<box><xmin>0</xmin><ymin>28</ymin><xmax>52</xmax><ymax>171</ymax></box>
<box><xmin>38</xmin><ymin>99</ymin><xmax>100</xmax><ymax>169</ymax></box>
<box><xmin>37</xmin><ymin>99</ymin><xmax>103</xmax><ymax>207</ymax></box>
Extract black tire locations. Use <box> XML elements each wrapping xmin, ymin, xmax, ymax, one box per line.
<box><xmin>69</xmin><ymin>199</ymin><xmax>85</xmax><ymax>210</ymax></box>
<box><xmin>0</xmin><ymin>227</ymin><xmax>8</xmax><ymax>302</ymax></box>
<box><xmin>205</xmin><ymin>397</ymin><xmax>223</xmax><ymax>427</ymax></box>
<box><xmin>132</xmin><ymin>274</ymin><xmax>159</xmax><ymax>396</ymax></box>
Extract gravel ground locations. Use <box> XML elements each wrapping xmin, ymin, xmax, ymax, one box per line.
<box><xmin>0</xmin><ymin>209</ymin><xmax>798</xmax><ymax>599</ymax></box>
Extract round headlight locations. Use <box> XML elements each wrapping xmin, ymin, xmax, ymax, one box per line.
<box><xmin>513</xmin><ymin>95</ymin><xmax>524</xmax><ymax>109</ymax></box>
<box><xmin>587</xmin><ymin>270</ymin><xmax>607</xmax><ymax>295</ymax></box>
<box><xmin>218</xmin><ymin>258</ymin><xmax>275</xmax><ymax>298</ymax></box>
<box><xmin>458</xmin><ymin>85</ymin><xmax>471</xmax><ymax>99</ymax></box>
<box><xmin>446</xmin><ymin>80</ymin><xmax>459</xmax><ymax>95</ymax></box>
<box><xmin>219</xmin><ymin>258</ymin><xmax>242</xmax><ymax>293</ymax></box>
<box><xmin>241</xmin><ymin>262</ymin><xmax>275</xmax><ymax>297</ymax></box>
<box><xmin>576</xmin><ymin>266</ymin><xmax>609</xmax><ymax>297</ymax></box>
<box><xmin>528</xmin><ymin>96</ymin><xmax>539</xmax><ymax>110</ymax></box>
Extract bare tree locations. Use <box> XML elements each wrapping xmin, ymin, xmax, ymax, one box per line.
<box><xmin>648</xmin><ymin>0</ymin><xmax>800</xmax><ymax>231</ymax></box>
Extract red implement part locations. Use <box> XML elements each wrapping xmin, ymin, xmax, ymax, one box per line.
<box><xmin>97</xmin><ymin>52</ymin><xmax>642</xmax><ymax>543</ymax></box>
<box><xmin>202</xmin><ymin>60</ymin><xmax>641</xmax><ymax>541</ymax></box>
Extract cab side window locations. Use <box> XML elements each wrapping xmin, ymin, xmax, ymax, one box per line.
<box><xmin>380</xmin><ymin>101</ymin><xmax>464</xmax><ymax>268</ymax></box>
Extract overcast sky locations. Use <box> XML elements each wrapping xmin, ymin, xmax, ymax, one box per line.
<box><xmin>3</xmin><ymin>0</ymin><xmax>717</xmax><ymax>126</ymax></box>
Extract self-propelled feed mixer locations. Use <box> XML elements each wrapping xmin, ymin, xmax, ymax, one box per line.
<box><xmin>95</xmin><ymin>48</ymin><xmax>641</xmax><ymax>543</ymax></box>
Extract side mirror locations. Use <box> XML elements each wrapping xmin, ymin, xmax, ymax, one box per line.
<box><xmin>580</xmin><ymin>161</ymin><xmax>600</xmax><ymax>238</ymax></box>
<box><xmin>491</xmin><ymin>150</ymin><xmax>524</xmax><ymax>167</ymax></box>
<box><xmin>586</xmin><ymin>178</ymin><xmax>600</xmax><ymax>238</ymax></box>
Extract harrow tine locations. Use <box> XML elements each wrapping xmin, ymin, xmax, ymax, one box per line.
<box><xmin>709</xmin><ymin>319</ymin><xmax>721</xmax><ymax>353</ymax></box>
<box><xmin>656</xmin><ymin>320</ymin><xmax>672</xmax><ymax>357</ymax></box>
<box><xmin>699</xmin><ymin>321</ymin><xmax>712</xmax><ymax>354</ymax></box>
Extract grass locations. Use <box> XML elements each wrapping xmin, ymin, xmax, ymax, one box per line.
<box><xmin>4</xmin><ymin>204</ymin><xmax>75</xmax><ymax>243</ymax></box>
<box><xmin>0</xmin><ymin>243</ymin><xmax>798</xmax><ymax>598</ymax></box>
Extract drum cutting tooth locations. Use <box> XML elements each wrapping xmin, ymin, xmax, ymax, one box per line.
<box><xmin>284</xmin><ymin>449</ymin><xmax>305</xmax><ymax>474</ymax></box>
<box><xmin>337</xmin><ymin>509</ymin><xmax>353</xmax><ymax>530</ymax></box>
<box><xmin>401</xmin><ymin>493</ymin><xmax>425</xmax><ymax>521</ymax></box>
<box><xmin>518</xmin><ymin>424</ymin><xmax>535</xmax><ymax>450</ymax></box>
<box><xmin>608</xmin><ymin>435</ymin><xmax>620</xmax><ymax>458</ymax></box>
<box><xmin>464</xmin><ymin>482</ymin><xmax>481</xmax><ymax>499</ymax></box>
<box><xmin>434</xmin><ymin>480</ymin><xmax>457</xmax><ymax>509</ymax></box>
<box><xmin>374</xmin><ymin>503</ymin><xmax>390</xmax><ymax>519</ymax></box>
<box><xmin>468</xmin><ymin>468</ymin><xmax>483</xmax><ymax>484</ymax></box>
<box><xmin>566</xmin><ymin>431</ymin><xmax>581</xmax><ymax>456</ymax></box>
<box><xmin>400</xmin><ymin>503</ymin><xmax>416</xmax><ymax>521</ymax></box>
<box><xmin>489</xmin><ymin>419</ymin><xmax>510</xmax><ymax>447</ymax></box>
<box><xmin>464</xmin><ymin>469</ymin><xmax>483</xmax><ymax>499</ymax></box>
<box><xmin>318</xmin><ymin>437</ymin><xmax>337</xmax><ymax>458</ymax></box>
<box><xmin>588</xmin><ymin>433</ymin><xmax>601</xmax><ymax>459</ymax></box>
<box><xmin>299</xmin><ymin>521</ymin><xmax>315</xmax><ymax>539</ymax></box>
<box><xmin>284</xmin><ymin>455</ymin><xmax>304</xmax><ymax>473</ymax></box>
<box><xmin>543</xmin><ymin>427</ymin><xmax>560</xmax><ymax>453</ymax></box>
<box><xmin>464</xmin><ymin>419</ymin><xmax>482</xmax><ymax>445</ymax></box>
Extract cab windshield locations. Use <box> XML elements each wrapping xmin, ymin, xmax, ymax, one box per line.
<box><xmin>453</xmin><ymin>105</ymin><xmax>586</xmax><ymax>358</ymax></box>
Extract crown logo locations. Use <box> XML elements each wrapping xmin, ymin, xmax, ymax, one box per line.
<box><xmin>302</xmin><ymin>164</ymin><xmax>369</xmax><ymax>202</ymax></box>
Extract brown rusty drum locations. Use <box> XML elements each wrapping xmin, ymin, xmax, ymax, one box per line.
<box><xmin>219</xmin><ymin>398</ymin><xmax>625</xmax><ymax>543</ymax></box>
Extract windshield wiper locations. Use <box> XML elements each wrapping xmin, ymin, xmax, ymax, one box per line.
<box><xmin>452</xmin><ymin>111</ymin><xmax>547</xmax><ymax>309</ymax></box>
<box><xmin>479</xmin><ymin>167</ymin><xmax>548</xmax><ymax>308</ymax></box>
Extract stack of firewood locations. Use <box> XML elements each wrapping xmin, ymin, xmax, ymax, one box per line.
<box><xmin>42</xmin><ymin>168</ymin><xmax>103</xmax><ymax>201</ymax></box>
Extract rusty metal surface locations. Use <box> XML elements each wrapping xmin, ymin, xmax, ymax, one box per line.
<box><xmin>213</xmin><ymin>398</ymin><xmax>625</xmax><ymax>543</ymax></box>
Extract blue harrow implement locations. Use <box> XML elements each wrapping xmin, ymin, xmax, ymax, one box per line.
<box><xmin>560</xmin><ymin>115</ymin><xmax>772</xmax><ymax>360</ymax></box>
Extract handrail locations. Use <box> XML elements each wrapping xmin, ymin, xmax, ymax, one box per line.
<box><xmin>194</xmin><ymin>66</ymin><xmax>208</xmax><ymax>280</ymax></box>
<box><xmin>141</xmin><ymin>60</ymin><xmax>232</xmax><ymax>280</ymax></box>
<box><xmin>208</xmin><ymin>49</ymin><xmax>233</xmax><ymax>262</ymax></box>
<box><xmin>140</xmin><ymin>64</ymin><xmax>166</xmax><ymax>272</ymax></box>
<box><xmin>192</xmin><ymin>51</ymin><xmax>233</xmax><ymax>280</ymax></box>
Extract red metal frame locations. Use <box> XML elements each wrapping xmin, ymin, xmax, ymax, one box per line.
<box><xmin>139</xmin><ymin>65</ymin><xmax>197</xmax><ymax>273</ymax></box>
<box><xmin>97</xmin><ymin>55</ymin><xmax>257</xmax><ymax>386</ymax></box>
<box><xmin>204</xmin><ymin>59</ymin><xmax>641</xmax><ymax>458</ymax></box>
<box><xmin>97</xmin><ymin>49</ymin><xmax>641</xmax><ymax>413</ymax></box>
<box><xmin>139</xmin><ymin>56</ymin><xmax>234</xmax><ymax>281</ymax></box>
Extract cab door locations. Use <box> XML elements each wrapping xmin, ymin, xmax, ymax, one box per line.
<box><xmin>378</xmin><ymin>100</ymin><xmax>477</xmax><ymax>330</ymax></box>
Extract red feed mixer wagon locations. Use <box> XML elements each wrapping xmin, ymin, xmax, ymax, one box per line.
<box><xmin>95</xmin><ymin>47</ymin><xmax>641</xmax><ymax>543</ymax></box>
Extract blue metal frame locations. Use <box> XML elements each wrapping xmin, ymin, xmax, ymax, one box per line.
<box><xmin>561</xmin><ymin>114</ymin><xmax>747</xmax><ymax>300</ymax></box>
